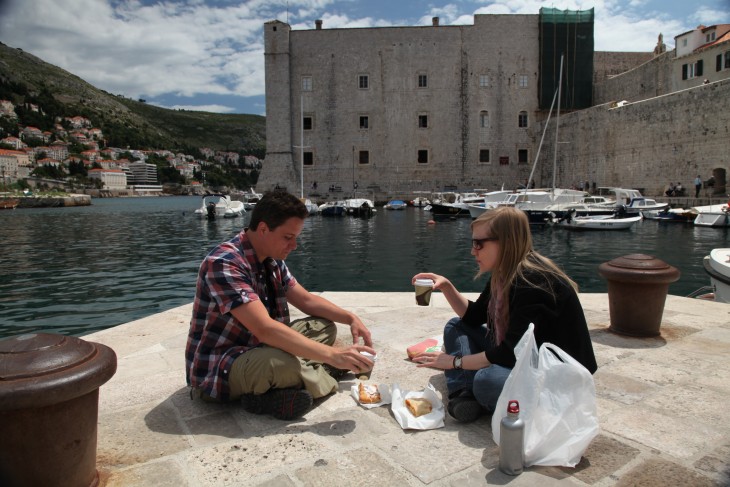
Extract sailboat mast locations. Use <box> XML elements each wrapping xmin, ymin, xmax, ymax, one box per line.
<box><xmin>300</xmin><ymin>94</ymin><xmax>304</xmax><ymax>198</ymax></box>
<box><xmin>552</xmin><ymin>54</ymin><xmax>564</xmax><ymax>199</ymax></box>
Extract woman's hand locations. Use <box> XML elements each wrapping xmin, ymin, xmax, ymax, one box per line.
<box><xmin>411</xmin><ymin>272</ymin><xmax>449</xmax><ymax>292</ymax></box>
<box><xmin>411</xmin><ymin>351</ymin><xmax>454</xmax><ymax>369</ymax></box>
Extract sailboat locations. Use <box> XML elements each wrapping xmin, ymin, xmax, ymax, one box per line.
<box><xmin>514</xmin><ymin>55</ymin><xmax>588</xmax><ymax>224</ymax></box>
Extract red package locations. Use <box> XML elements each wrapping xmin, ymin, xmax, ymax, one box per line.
<box><xmin>407</xmin><ymin>338</ymin><xmax>440</xmax><ymax>359</ymax></box>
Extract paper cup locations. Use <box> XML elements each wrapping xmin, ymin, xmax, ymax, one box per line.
<box><xmin>414</xmin><ymin>278</ymin><xmax>434</xmax><ymax>306</ymax></box>
<box><xmin>357</xmin><ymin>351</ymin><xmax>377</xmax><ymax>380</ymax></box>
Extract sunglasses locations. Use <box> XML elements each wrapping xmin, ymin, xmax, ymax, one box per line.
<box><xmin>471</xmin><ymin>237</ymin><xmax>499</xmax><ymax>250</ymax></box>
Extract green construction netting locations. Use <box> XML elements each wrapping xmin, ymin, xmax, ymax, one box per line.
<box><xmin>539</xmin><ymin>7</ymin><xmax>594</xmax><ymax>110</ymax></box>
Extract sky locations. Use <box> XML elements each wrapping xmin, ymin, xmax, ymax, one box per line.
<box><xmin>0</xmin><ymin>0</ymin><xmax>728</xmax><ymax>116</ymax></box>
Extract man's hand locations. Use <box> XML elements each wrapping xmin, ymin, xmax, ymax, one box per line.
<box><xmin>349</xmin><ymin>316</ymin><xmax>372</xmax><ymax>347</ymax></box>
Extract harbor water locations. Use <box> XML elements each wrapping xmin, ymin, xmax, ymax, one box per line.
<box><xmin>1</xmin><ymin>195</ymin><xmax>727</xmax><ymax>339</ymax></box>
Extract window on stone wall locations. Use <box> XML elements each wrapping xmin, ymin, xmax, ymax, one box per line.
<box><xmin>418</xmin><ymin>114</ymin><xmax>428</xmax><ymax>128</ymax></box>
<box><xmin>418</xmin><ymin>149</ymin><xmax>429</xmax><ymax>164</ymax></box>
<box><xmin>359</xmin><ymin>116</ymin><xmax>369</xmax><ymax>129</ymax></box>
<box><xmin>479</xmin><ymin>149</ymin><xmax>490</xmax><ymax>163</ymax></box>
<box><xmin>359</xmin><ymin>150</ymin><xmax>370</xmax><ymax>165</ymax></box>
<box><xmin>518</xmin><ymin>75</ymin><xmax>528</xmax><ymax>88</ymax></box>
<box><xmin>725</xmin><ymin>51</ymin><xmax>730</xmax><ymax>69</ymax></box>
<box><xmin>479</xmin><ymin>111</ymin><xmax>489</xmax><ymax>128</ymax></box>
<box><xmin>518</xmin><ymin>111</ymin><xmax>528</xmax><ymax>128</ymax></box>
<box><xmin>303</xmin><ymin>116</ymin><xmax>313</xmax><ymax>130</ymax></box>
<box><xmin>518</xmin><ymin>149</ymin><xmax>528</xmax><ymax>164</ymax></box>
<box><xmin>418</xmin><ymin>73</ymin><xmax>428</xmax><ymax>88</ymax></box>
<box><xmin>302</xmin><ymin>76</ymin><xmax>312</xmax><ymax>91</ymax></box>
<box><xmin>359</xmin><ymin>74</ymin><xmax>369</xmax><ymax>89</ymax></box>
<box><xmin>499</xmin><ymin>156</ymin><xmax>509</xmax><ymax>166</ymax></box>
<box><xmin>479</xmin><ymin>75</ymin><xmax>489</xmax><ymax>87</ymax></box>
<box><xmin>303</xmin><ymin>151</ymin><xmax>314</xmax><ymax>166</ymax></box>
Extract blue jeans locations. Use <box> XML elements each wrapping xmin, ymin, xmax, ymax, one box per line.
<box><xmin>443</xmin><ymin>317</ymin><xmax>512</xmax><ymax>413</ymax></box>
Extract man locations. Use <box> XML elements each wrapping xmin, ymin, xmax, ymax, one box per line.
<box><xmin>186</xmin><ymin>191</ymin><xmax>375</xmax><ymax>420</ymax></box>
<box><xmin>694</xmin><ymin>175</ymin><xmax>702</xmax><ymax>198</ymax></box>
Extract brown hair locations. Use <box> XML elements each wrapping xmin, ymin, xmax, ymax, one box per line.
<box><xmin>471</xmin><ymin>206</ymin><xmax>577</xmax><ymax>343</ymax></box>
<box><xmin>249</xmin><ymin>191</ymin><xmax>308</xmax><ymax>231</ymax></box>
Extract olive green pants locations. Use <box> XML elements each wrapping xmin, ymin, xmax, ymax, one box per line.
<box><xmin>227</xmin><ymin>317</ymin><xmax>339</xmax><ymax>400</ymax></box>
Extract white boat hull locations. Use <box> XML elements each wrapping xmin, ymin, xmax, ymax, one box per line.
<box><xmin>692</xmin><ymin>204</ymin><xmax>730</xmax><ymax>227</ymax></box>
<box><xmin>555</xmin><ymin>214</ymin><xmax>641</xmax><ymax>230</ymax></box>
<box><xmin>704</xmin><ymin>249</ymin><xmax>730</xmax><ymax>303</ymax></box>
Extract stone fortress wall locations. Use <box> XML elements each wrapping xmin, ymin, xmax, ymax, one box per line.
<box><xmin>258</xmin><ymin>15</ymin><xmax>730</xmax><ymax>200</ymax></box>
<box><xmin>535</xmin><ymin>78</ymin><xmax>730</xmax><ymax>196</ymax></box>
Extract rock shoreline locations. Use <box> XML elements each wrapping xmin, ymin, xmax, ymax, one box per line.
<box><xmin>1</xmin><ymin>194</ymin><xmax>92</xmax><ymax>208</ymax></box>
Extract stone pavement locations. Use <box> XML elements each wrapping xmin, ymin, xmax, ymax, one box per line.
<box><xmin>87</xmin><ymin>293</ymin><xmax>730</xmax><ymax>486</ymax></box>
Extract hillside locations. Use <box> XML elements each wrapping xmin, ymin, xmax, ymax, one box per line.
<box><xmin>0</xmin><ymin>42</ymin><xmax>266</xmax><ymax>155</ymax></box>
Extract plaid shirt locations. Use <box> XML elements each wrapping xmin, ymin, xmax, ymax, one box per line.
<box><xmin>185</xmin><ymin>230</ymin><xmax>296</xmax><ymax>401</ymax></box>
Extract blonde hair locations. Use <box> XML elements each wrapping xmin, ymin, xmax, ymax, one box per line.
<box><xmin>471</xmin><ymin>207</ymin><xmax>578</xmax><ymax>343</ymax></box>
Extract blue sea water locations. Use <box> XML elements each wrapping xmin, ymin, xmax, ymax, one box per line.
<box><xmin>0</xmin><ymin>196</ymin><xmax>727</xmax><ymax>339</ymax></box>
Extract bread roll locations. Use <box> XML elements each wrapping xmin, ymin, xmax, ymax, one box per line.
<box><xmin>405</xmin><ymin>397</ymin><xmax>432</xmax><ymax>417</ymax></box>
<box><xmin>358</xmin><ymin>382</ymin><xmax>381</xmax><ymax>404</ymax></box>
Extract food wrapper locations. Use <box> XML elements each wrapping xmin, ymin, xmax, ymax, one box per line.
<box><xmin>350</xmin><ymin>382</ymin><xmax>392</xmax><ymax>409</ymax></box>
<box><xmin>406</xmin><ymin>336</ymin><xmax>443</xmax><ymax>359</ymax></box>
<box><xmin>390</xmin><ymin>383</ymin><xmax>445</xmax><ymax>430</ymax></box>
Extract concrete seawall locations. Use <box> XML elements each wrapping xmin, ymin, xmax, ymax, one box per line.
<box><xmin>83</xmin><ymin>292</ymin><xmax>730</xmax><ymax>486</ymax></box>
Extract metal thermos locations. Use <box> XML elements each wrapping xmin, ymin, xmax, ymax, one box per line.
<box><xmin>499</xmin><ymin>399</ymin><xmax>524</xmax><ymax>475</ymax></box>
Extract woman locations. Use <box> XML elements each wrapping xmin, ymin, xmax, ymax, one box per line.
<box><xmin>412</xmin><ymin>207</ymin><xmax>597</xmax><ymax>422</ymax></box>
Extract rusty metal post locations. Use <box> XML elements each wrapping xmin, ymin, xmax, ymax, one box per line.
<box><xmin>0</xmin><ymin>333</ymin><xmax>117</xmax><ymax>487</ymax></box>
<box><xmin>598</xmin><ymin>254</ymin><xmax>680</xmax><ymax>337</ymax></box>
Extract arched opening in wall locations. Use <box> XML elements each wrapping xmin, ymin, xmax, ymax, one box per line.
<box><xmin>710</xmin><ymin>167</ymin><xmax>726</xmax><ymax>196</ymax></box>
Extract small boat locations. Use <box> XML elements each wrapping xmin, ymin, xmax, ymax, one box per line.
<box><xmin>0</xmin><ymin>198</ymin><xmax>20</xmax><ymax>209</ymax></box>
<box><xmin>345</xmin><ymin>198</ymin><xmax>376</xmax><ymax>217</ymax></box>
<box><xmin>319</xmin><ymin>200</ymin><xmax>346</xmax><ymax>216</ymax></box>
<box><xmin>301</xmin><ymin>198</ymin><xmax>319</xmax><ymax>215</ymax></box>
<box><xmin>384</xmin><ymin>200</ymin><xmax>407</xmax><ymax>210</ymax></box>
<box><xmin>642</xmin><ymin>207</ymin><xmax>696</xmax><ymax>222</ymax></box>
<box><xmin>409</xmin><ymin>196</ymin><xmax>430</xmax><ymax>207</ymax></box>
<box><xmin>702</xmin><ymin>248</ymin><xmax>730</xmax><ymax>303</ymax></box>
<box><xmin>193</xmin><ymin>194</ymin><xmax>245</xmax><ymax>220</ymax></box>
<box><xmin>240</xmin><ymin>188</ymin><xmax>263</xmax><ymax>211</ymax></box>
<box><xmin>691</xmin><ymin>203</ymin><xmax>730</xmax><ymax>227</ymax></box>
<box><xmin>622</xmin><ymin>197</ymin><xmax>669</xmax><ymax>215</ymax></box>
<box><xmin>429</xmin><ymin>192</ymin><xmax>483</xmax><ymax>217</ymax></box>
<box><xmin>466</xmin><ymin>190</ymin><xmax>514</xmax><ymax>218</ymax></box>
<box><xmin>552</xmin><ymin>212</ymin><xmax>642</xmax><ymax>230</ymax></box>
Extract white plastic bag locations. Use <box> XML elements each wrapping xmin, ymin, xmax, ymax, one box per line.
<box><xmin>491</xmin><ymin>323</ymin><xmax>598</xmax><ymax>467</ymax></box>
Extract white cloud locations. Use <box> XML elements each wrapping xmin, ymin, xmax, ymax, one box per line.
<box><xmin>0</xmin><ymin>0</ymin><xmax>723</xmax><ymax>115</ymax></box>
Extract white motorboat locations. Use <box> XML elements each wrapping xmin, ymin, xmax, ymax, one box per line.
<box><xmin>691</xmin><ymin>203</ymin><xmax>730</xmax><ymax>227</ymax></box>
<box><xmin>345</xmin><ymin>198</ymin><xmax>376</xmax><ymax>217</ymax></box>
<box><xmin>193</xmin><ymin>194</ymin><xmax>245</xmax><ymax>219</ymax></box>
<box><xmin>300</xmin><ymin>197</ymin><xmax>319</xmax><ymax>215</ymax></box>
<box><xmin>552</xmin><ymin>212</ymin><xmax>642</xmax><ymax>230</ymax></box>
<box><xmin>622</xmin><ymin>197</ymin><xmax>669</xmax><ymax>215</ymax></box>
<box><xmin>502</xmin><ymin>188</ymin><xmax>588</xmax><ymax>224</ymax></box>
<box><xmin>467</xmin><ymin>190</ymin><xmax>514</xmax><ymax>218</ymax></box>
<box><xmin>703</xmin><ymin>248</ymin><xmax>730</xmax><ymax>303</ymax></box>
<box><xmin>240</xmin><ymin>188</ymin><xmax>263</xmax><ymax>211</ymax></box>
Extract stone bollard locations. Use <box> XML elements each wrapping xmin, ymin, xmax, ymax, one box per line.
<box><xmin>598</xmin><ymin>254</ymin><xmax>680</xmax><ymax>337</ymax></box>
<box><xmin>0</xmin><ymin>333</ymin><xmax>117</xmax><ymax>487</ymax></box>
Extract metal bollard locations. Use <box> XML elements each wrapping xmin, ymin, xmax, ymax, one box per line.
<box><xmin>0</xmin><ymin>333</ymin><xmax>117</xmax><ymax>487</ymax></box>
<box><xmin>598</xmin><ymin>254</ymin><xmax>680</xmax><ymax>337</ymax></box>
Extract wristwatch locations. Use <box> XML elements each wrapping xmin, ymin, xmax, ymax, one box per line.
<box><xmin>453</xmin><ymin>354</ymin><xmax>463</xmax><ymax>370</ymax></box>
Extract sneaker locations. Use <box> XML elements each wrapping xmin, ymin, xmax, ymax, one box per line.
<box><xmin>240</xmin><ymin>388</ymin><xmax>313</xmax><ymax>420</ymax></box>
<box><xmin>447</xmin><ymin>391</ymin><xmax>484</xmax><ymax>423</ymax></box>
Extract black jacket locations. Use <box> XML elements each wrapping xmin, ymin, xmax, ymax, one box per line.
<box><xmin>461</xmin><ymin>270</ymin><xmax>598</xmax><ymax>374</ymax></box>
